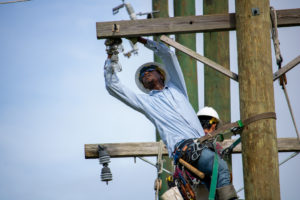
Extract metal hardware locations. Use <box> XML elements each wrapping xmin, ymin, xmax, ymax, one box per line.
<box><xmin>252</xmin><ymin>8</ymin><xmax>260</xmax><ymax>16</ymax></box>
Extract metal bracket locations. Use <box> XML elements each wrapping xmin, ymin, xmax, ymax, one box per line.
<box><xmin>112</xmin><ymin>24</ymin><xmax>120</xmax><ymax>32</ymax></box>
<box><xmin>252</xmin><ymin>8</ymin><xmax>260</xmax><ymax>16</ymax></box>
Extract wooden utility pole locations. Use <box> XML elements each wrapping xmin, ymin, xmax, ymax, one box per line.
<box><xmin>235</xmin><ymin>0</ymin><xmax>280</xmax><ymax>199</ymax></box>
<box><xmin>152</xmin><ymin>1</ymin><xmax>172</xmax><ymax>198</ymax></box>
<box><xmin>174</xmin><ymin>0</ymin><xmax>198</xmax><ymax>111</ymax></box>
<box><xmin>203</xmin><ymin>0</ymin><xmax>232</xmax><ymax>169</ymax></box>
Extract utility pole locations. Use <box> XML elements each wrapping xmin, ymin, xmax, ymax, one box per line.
<box><xmin>203</xmin><ymin>0</ymin><xmax>232</xmax><ymax>168</ymax></box>
<box><xmin>174</xmin><ymin>0</ymin><xmax>198</xmax><ymax>111</ymax></box>
<box><xmin>235</xmin><ymin>0</ymin><xmax>280</xmax><ymax>199</ymax></box>
<box><xmin>152</xmin><ymin>1</ymin><xmax>172</xmax><ymax>198</ymax></box>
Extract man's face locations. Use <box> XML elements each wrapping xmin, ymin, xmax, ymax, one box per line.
<box><xmin>142</xmin><ymin>70</ymin><xmax>164</xmax><ymax>90</ymax></box>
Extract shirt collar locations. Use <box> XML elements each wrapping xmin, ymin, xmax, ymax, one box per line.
<box><xmin>149</xmin><ymin>85</ymin><xmax>169</xmax><ymax>96</ymax></box>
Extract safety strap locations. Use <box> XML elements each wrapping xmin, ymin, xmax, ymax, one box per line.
<box><xmin>198</xmin><ymin>112</ymin><xmax>276</xmax><ymax>143</ymax></box>
<box><xmin>221</xmin><ymin>137</ymin><xmax>242</xmax><ymax>158</ymax></box>
<box><xmin>209</xmin><ymin>143</ymin><xmax>219</xmax><ymax>200</ymax></box>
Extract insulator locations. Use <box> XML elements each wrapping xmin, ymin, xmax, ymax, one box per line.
<box><xmin>101</xmin><ymin>165</ymin><xmax>112</xmax><ymax>184</ymax></box>
<box><xmin>98</xmin><ymin>145</ymin><xmax>111</xmax><ymax>165</ymax></box>
<box><xmin>99</xmin><ymin>155</ymin><xmax>110</xmax><ymax>165</ymax></box>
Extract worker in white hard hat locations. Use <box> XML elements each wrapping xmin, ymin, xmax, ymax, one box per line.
<box><xmin>104</xmin><ymin>37</ymin><xmax>236</xmax><ymax>200</ymax></box>
<box><xmin>196</xmin><ymin>107</ymin><xmax>237</xmax><ymax>199</ymax></box>
<box><xmin>197</xmin><ymin>106</ymin><xmax>221</xmax><ymax>136</ymax></box>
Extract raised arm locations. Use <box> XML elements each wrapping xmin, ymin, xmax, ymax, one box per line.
<box><xmin>139</xmin><ymin>38</ymin><xmax>188</xmax><ymax>98</ymax></box>
<box><xmin>104</xmin><ymin>58</ymin><xmax>145</xmax><ymax>114</ymax></box>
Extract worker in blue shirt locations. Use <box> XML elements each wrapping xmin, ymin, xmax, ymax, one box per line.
<box><xmin>104</xmin><ymin>37</ymin><xmax>237</xmax><ymax>200</ymax></box>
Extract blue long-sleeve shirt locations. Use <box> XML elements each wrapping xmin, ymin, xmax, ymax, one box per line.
<box><xmin>104</xmin><ymin>39</ymin><xmax>204</xmax><ymax>156</ymax></box>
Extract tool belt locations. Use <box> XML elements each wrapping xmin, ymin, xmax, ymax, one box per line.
<box><xmin>173</xmin><ymin>139</ymin><xmax>215</xmax><ymax>165</ymax></box>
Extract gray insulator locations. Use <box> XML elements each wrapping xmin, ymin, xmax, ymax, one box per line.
<box><xmin>98</xmin><ymin>145</ymin><xmax>111</xmax><ymax>165</ymax></box>
<box><xmin>101</xmin><ymin>166</ymin><xmax>113</xmax><ymax>183</ymax></box>
<box><xmin>99</xmin><ymin>155</ymin><xmax>110</xmax><ymax>165</ymax></box>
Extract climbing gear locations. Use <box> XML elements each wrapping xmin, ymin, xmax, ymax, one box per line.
<box><xmin>98</xmin><ymin>145</ymin><xmax>112</xmax><ymax>184</ymax></box>
<box><xmin>173</xmin><ymin>139</ymin><xmax>211</xmax><ymax>165</ymax></box>
<box><xmin>178</xmin><ymin>158</ymin><xmax>205</xmax><ymax>180</ymax></box>
<box><xmin>197</xmin><ymin>106</ymin><xmax>220</xmax><ymax>122</ymax></box>
<box><xmin>221</xmin><ymin>137</ymin><xmax>241</xmax><ymax>159</ymax></box>
<box><xmin>105</xmin><ymin>38</ymin><xmax>124</xmax><ymax>72</ymax></box>
<box><xmin>270</xmin><ymin>7</ymin><xmax>300</xmax><ymax>141</ymax></box>
<box><xmin>216</xmin><ymin>184</ymin><xmax>238</xmax><ymax>200</ymax></box>
<box><xmin>221</xmin><ymin>123</ymin><xmax>244</xmax><ymax>158</ymax></box>
<box><xmin>198</xmin><ymin>112</ymin><xmax>277</xmax><ymax>144</ymax></box>
<box><xmin>135</xmin><ymin>62</ymin><xmax>170</xmax><ymax>93</ymax></box>
<box><xmin>208</xmin><ymin>140</ymin><xmax>219</xmax><ymax>200</ymax></box>
<box><xmin>173</xmin><ymin>166</ymin><xmax>196</xmax><ymax>200</ymax></box>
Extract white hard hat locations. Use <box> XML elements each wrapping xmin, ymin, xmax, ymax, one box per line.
<box><xmin>197</xmin><ymin>106</ymin><xmax>220</xmax><ymax>122</ymax></box>
<box><xmin>135</xmin><ymin>62</ymin><xmax>170</xmax><ymax>94</ymax></box>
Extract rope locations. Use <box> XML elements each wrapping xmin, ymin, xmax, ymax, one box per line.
<box><xmin>282</xmin><ymin>83</ymin><xmax>300</xmax><ymax>141</ymax></box>
<box><xmin>137</xmin><ymin>157</ymin><xmax>172</xmax><ymax>175</ymax></box>
<box><xmin>237</xmin><ymin>152</ymin><xmax>300</xmax><ymax>193</ymax></box>
<box><xmin>155</xmin><ymin>140</ymin><xmax>164</xmax><ymax>200</ymax></box>
<box><xmin>270</xmin><ymin>7</ymin><xmax>300</xmax><ymax>142</ymax></box>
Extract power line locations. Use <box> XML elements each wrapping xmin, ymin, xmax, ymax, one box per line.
<box><xmin>0</xmin><ymin>0</ymin><xmax>30</xmax><ymax>4</ymax></box>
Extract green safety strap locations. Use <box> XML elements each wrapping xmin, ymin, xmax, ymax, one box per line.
<box><xmin>237</xmin><ymin>119</ymin><xmax>244</xmax><ymax>128</ymax></box>
<box><xmin>232</xmin><ymin>137</ymin><xmax>241</xmax><ymax>148</ymax></box>
<box><xmin>209</xmin><ymin>145</ymin><xmax>219</xmax><ymax>200</ymax></box>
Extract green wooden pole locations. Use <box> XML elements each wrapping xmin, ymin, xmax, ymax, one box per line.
<box><xmin>174</xmin><ymin>0</ymin><xmax>198</xmax><ymax>111</ymax></box>
<box><xmin>235</xmin><ymin>0</ymin><xmax>280</xmax><ymax>199</ymax></box>
<box><xmin>152</xmin><ymin>1</ymin><xmax>172</xmax><ymax>198</ymax></box>
<box><xmin>203</xmin><ymin>0</ymin><xmax>232</xmax><ymax>169</ymax></box>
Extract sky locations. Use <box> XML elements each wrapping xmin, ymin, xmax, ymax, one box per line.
<box><xmin>0</xmin><ymin>0</ymin><xmax>299</xmax><ymax>199</ymax></box>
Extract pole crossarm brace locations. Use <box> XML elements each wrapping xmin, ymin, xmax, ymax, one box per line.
<box><xmin>96</xmin><ymin>8</ymin><xmax>300</xmax><ymax>39</ymax></box>
<box><xmin>160</xmin><ymin>35</ymin><xmax>238</xmax><ymax>81</ymax></box>
<box><xmin>85</xmin><ymin>138</ymin><xmax>300</xmax><ymax>159</ymax></box>
<box><xmin>273</xmin><ymin>55</ymin><xmax>300</xmax><ymax>81</ymax></box>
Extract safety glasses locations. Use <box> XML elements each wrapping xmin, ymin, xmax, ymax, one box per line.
<box><xmin>139</xmin><ymin>66</ymin><xmax>157</xmax><ymax>82</ymax></box>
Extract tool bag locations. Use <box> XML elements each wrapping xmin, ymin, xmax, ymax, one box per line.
<box><xmin>161</xmin><ymin>186</ymin><xmax>184</xmax><ymax>200</ymax></box>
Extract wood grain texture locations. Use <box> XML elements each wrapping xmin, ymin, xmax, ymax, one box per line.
<box><xmin>160</xmin><ymin>35</ymin><xmax>238</xmax><ymax>81</ymax></box>
<box><xmin>235</xmin><ymin>1</ymin><xmax>280</xmax><ymax>199</ymax></box>
<box><xmin>96</xmin><ymin>8</ymin><xmax>300</xmax><ymax>39</ymax></box>
<box><xmin>273</xmin><ymin>55</ymin><xmax>300</xmax><ymax>81</ymax></box>
<box><xmin>85</xmin><ymin>138</ymin><xmax>300</xmax><ymax>159</ymax></box>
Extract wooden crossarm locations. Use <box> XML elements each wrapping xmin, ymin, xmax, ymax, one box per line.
<box><xmin>96</xmin><ymin>8</ymin><xmax>300</xmax><ymax>39</ymax></box>
<box><xmin>85</xmin><ymin>138</ymin><xmax>300</xmax><ymax>159</ymax></box>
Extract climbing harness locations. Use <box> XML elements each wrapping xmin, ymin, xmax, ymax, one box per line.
<box><xmin>270</xmin><ymin>7</ymin><xmax>300</xmax><ymax>141</ymax></box>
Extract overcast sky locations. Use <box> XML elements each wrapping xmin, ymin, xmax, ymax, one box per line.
<box><xmin>0</xmin><ymin>0</ymin><xmax>299</xmax><ymax>199</ymax></box>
